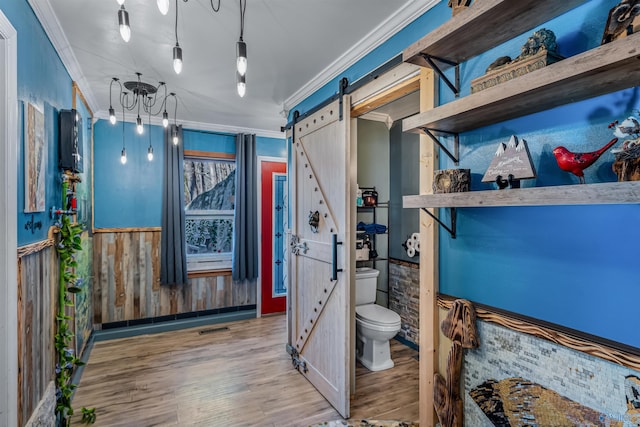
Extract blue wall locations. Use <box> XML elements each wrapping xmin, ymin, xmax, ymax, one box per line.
<box><xmin>1</xmin><ymin>1</ymin><xmax>75</xmax><ymax>246</ymax></box>
<box><xmin>93</xmin><ymin>119</ymin><xmax>286</xmax><ymax>228</ymax></box>
<box><xmin>292</xmin><ymin>0</ymin><xmax>640</xmax><ymax>348</ymax></box>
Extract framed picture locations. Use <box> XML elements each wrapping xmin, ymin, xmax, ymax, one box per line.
<box><xmin>24</xmin><ymin>102</ymin><xmax>46</xmax><ymax>213</ymax></box>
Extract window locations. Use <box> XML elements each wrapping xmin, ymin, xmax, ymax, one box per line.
<box><xmin>183</xmin><ymin>153</ymin><xmax>235</xmax><ymax>271</ymax></box>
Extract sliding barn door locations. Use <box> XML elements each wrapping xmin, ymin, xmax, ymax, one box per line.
<box><xmin>288</xmin><ymin>98</ymin><xmax>354</xmax><ymax>418</ymax></box>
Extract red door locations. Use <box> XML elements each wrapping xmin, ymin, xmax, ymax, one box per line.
<box><xmin>261</xmin><ymin>161</ymin><xmax>287</xmax><ymax>314</ymax></box>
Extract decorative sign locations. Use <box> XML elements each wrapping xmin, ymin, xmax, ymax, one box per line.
<box><xmin>24</xmin><ymin>102</ymin><xmax>46</xmax><ymax>212</ymax></box>
<box><xmin>482</xmin><ymin>135</ymin><xmax>537</xmax><ymax>184</ymax></box>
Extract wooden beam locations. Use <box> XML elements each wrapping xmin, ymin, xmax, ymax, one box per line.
<box><xmin>404</xmin><ymin>181</ymin><xmax>640</xmax><ymax>209</ymax></box>
<box><xmin>351</xmin><ymin>75</ymin><xmax>420</xmax><ymax>117</ymax></box>
<box><xmin>418</xmin><ymin>67</ymin><xmax>439</xmax><ymax>427</ymax></box>
<box><xmin>93</xmin><ymin>227</ymin><xmax>161</xmax><ymax>234</ymax></box>
<box><xmin>183</xmin><ymin>150</ymin><xmax>235</xmax><ymax>160</ymax></box>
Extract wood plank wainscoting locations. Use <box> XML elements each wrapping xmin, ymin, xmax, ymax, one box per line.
<box><xmin>17</xmin><ymin>240</ymin><xmax>58</xmax><ymax>427</ymax></box>
<box><xmin>93</xmin><ymin>229</ymin><xmax>255</xmax><ymax>324</ymax></box>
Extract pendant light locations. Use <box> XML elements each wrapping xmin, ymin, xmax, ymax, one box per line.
<box><xmin>147</xmin><ymin>111</ymin><xmax>154</xmax><ymax>161</ymax></box>
<box><xmin>116</xmin><ymin>0</ymin><xmax>125</xmax><ymax>5</ymax></box>
<box><xmin>108</xmin><ymin>78</ymin><xmax>119</xmax><ymax>125</ymax></box>
<box><xmin>236</xmin><ymin>0</ymin><xmax>248</xmax><ymax>78</ymax></box>
<box><xmin>173</xmin><ymin>0</ymin><xmax>183</xmax><ymax>74</ymax></box>
<box><xmin>157</xmin><ymin>0</ymin><xmax>170</xmax><ymax>15</ymax></box>
<box><xmin>173</xmin><ymin>44</ymin><xmax>183</xmax><ymax>74</ymax></box>
<box><xmin>237</xmin><ymin>72</ymin><xmax>246</xmax><ymax>98</ymax></box>
<box><xmin>118</xmin><ymin>5</ymin><xmax>131</xmax><ymax>42</ymax></box>
<box><xmin>171</xmin><ymin>95</ymin><xmax>179</xmax><ymax>145</ymax></box>
<box><xmin>136</xmin><ymin>116</ymin><xmax>144</xmax><ymax>135</ymax></box>
<box><xmin>120</xmin><ymin>108</ymin><xmax>127</xmax><ymax>164</ymax></box>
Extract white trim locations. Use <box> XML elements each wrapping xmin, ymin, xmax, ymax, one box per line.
<box><xmin>28</xmin><ymin>0</ymin><xmax>99</xmax><ymax>114</ymax></box>
<box><xmin>256</xmin><ymin>156</ymin><xmax>287</xmax><ymax>317</ymax></box>
<box><xmin>0</xmin><ymin>11</ymin><xmax>19</xmax><ymax>427</ymax></box>
<box><xmin>358</xmin><ymin>111</ymin><xmax>393</xmax><ymax>129</ymax></box>
<box><xmin>282</xmin><ymin>0</ymin><xmax>441</xmax><ymax>115</ymax></box>
<box><xmin>95</xmin><ymin>109</ymin><xmax>285</xmax><ymax>140</ymax></box>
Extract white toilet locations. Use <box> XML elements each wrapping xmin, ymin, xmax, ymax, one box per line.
<box><xmin>355</xmin><ymin>267</ymin><xmax>401</xmax><ymax>371</ymax></box>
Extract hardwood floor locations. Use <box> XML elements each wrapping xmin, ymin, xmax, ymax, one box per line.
<box><xmin>71</xmin><ymin>315</ymin><xmax>418</xmax><ymax>427</ymax></box>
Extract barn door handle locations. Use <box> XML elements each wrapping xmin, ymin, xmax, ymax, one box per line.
<box><xmin>331</xmin><ymin>234</ymin><xmax>343</xmax><ymax>281</ymax></box>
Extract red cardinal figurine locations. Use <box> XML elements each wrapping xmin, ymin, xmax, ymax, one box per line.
<box><xmin>552</xmin><ymin>137</ymin><xmax>618</xmax><ymax>184</ymax></box>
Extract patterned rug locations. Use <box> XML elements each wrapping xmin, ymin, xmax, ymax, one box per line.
<box><xmin>310</xmin><ymin>421</ymin><xmax>417</xmax><ymax>427</ymax></box>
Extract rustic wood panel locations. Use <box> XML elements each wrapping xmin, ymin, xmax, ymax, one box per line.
<box><xmin>70</xmin><ymin>315</ymin><xmax>419</xmax><ymax>426</ymax></box>
<box><xmin>437</xmin><ymin>296</ymin><xmax>640</xmax><ymax>372</ymax></box>
<box><xmin>93</xmin><ymin>231</ymin><xmax>256</xmax><ymax>324</ymax></box>
<box><xmin>17</xmin><ymin>247</ymin><xmax>57</xmax><ymax>427</ymax></box>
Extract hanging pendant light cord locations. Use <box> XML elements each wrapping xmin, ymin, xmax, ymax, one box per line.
<box><xmin>175</xmin><ymin>0</ymin><xmax>179</xmax><ymax>44</ymax></box>
<box><xmin>239</xmin><ymin>0</ymin><xmax>246</xmax><ymax>40</ymax></box>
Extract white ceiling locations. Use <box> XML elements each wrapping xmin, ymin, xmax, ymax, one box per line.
<box><xmin>32</xmin><ymin>0</ymin><xmax>439</xmax><ymax>137</ymax></box>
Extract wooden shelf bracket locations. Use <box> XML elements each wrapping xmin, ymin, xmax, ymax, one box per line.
<box><xmin>419</xmin><ymin>127</ymin><xmax>459</xmax><ymax>165</ymax></box>
<box><xmin>422</xmin><ymin>207</ymin><xmax>457</xmax><ymax>239</ymax></box>
<box><xmin>420</xmin><ymin>53</ymin><xmax>459</xmax><ymax>96</ymax></box>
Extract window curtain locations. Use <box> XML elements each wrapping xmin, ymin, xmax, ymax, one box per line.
<box><xmin>232</xmin><ymin>133</ymin><xmax>258</xmax><ymax>281</ymax></box>
<box><xmin>161</xmin><ymin>124</ymin><xmax>188</xmax><ymax>285</ymax></box>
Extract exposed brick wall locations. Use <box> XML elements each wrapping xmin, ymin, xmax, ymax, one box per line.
<box><xmin>388</xmin><ymin>259</ymin><xmax>419</xmax><ymax>346</ymax></box>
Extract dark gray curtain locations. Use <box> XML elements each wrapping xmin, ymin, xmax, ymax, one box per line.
<box><xmin>232</xmin><ymin>133</ymin><xmax>258</xmax><ymax>281</ymax></box>
<box><xmin>161</xmin><ymin>124</ymin><xmax>188</xmax><ymax>285</ymax></box>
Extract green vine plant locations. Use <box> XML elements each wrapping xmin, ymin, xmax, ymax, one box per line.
<box><xmin>54</xmin><ymin>178</ymin><xmax>96</xmax><ymax>426</ymax></box>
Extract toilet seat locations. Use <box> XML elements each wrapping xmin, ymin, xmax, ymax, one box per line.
<box><xmin>356</xmin><ymin>304</ymin><xmax>401</xmax><ymax>327</ymax></box>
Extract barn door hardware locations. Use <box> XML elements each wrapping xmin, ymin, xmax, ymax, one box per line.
<box><xmin>290</xmin><ymin>234</ymin><xmax>308</xmax><ymax>255</ymax></box>
<box><xmin>418</xmin><ymin>127</ymin><xmax>459</xmax><ymax>165</ymax></box>
<box><xmin>421</xmin><ymin>207</ymin><xmax>457</xmax><ymax>239</ymax></box>
<box><xmin>331</xmin><ymin>233</ymin><xmax>343</xmax><ymax>281</ymax></box>
<box><xmin>338</xmin><ymin>77</ymin><xmax>349</xmax><ymax>121</ymax></box>
<box><xmin>286</xmin><ymin>343</ymin><xmax>308</xmax><ymax>373</ymax></box>
<box><xmin>419</xmin><ymin>53</ymin><xmax>459</xmax><ymax>97</ymax></box>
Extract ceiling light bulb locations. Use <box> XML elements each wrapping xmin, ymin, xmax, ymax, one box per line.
<box><xmin>157</xmin><ymin>0</ymin><xmax>170</xmax><ymax>15</ymax></box>
<box><xmin>173</xmin><ymin>44</ymin><xmax>183</xmax><ymax>75</ymax></box>
<box><xmin>147</xmin><ymin>146</ymin><xmax>154</xmax><ymax>161</ymax></box>
<box><xmin>162</xmin><ymin>111</ymin><xmax>169</xmax><ymax>128</ymax></box>
<box><xmin>109</xmin><ymin>107</ymin><xmax>117</xmax><ymax>125</ymax></box>
<box><xmin>236</xmin><ymin>41</ymin><xmax>247</xmax><ymax>76</ymax></box>
<box><xmin>237</xmin><ymin>73</ymin><xmax>246</xmax><ymax>98</ymax></box>
<box><xmin>172</xmin><ymin>128</ymin><xmax>179</xmax><ymax>145</ymax></box>
<box><xmin>116</xmin><ymin>0</ymin><xmax>125</xmax><ymax>5</ymax></box>
<box><xmin>118</xmin><ymin>7</ymin><xmax>131</xmax><ymax>43</ymax></box>
<box><xmin>120</xmin><ymin>148</ymin><xmax>127</xmax><ymax>164</ymax></box>
<box><xmin>136</xmin><ymin>116</ymin><xmax>144</xmax><ymax>134</ymax></box>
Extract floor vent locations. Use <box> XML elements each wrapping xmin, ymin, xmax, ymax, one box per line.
<box><xmin>199</xmin><ymin>326</ymin><xmax>230</xmax><ymax>335</ymax></box>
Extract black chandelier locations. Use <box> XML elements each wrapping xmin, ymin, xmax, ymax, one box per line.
<box><xmin>108</xmin><ymin>73</ymin><xmax>179</xmax><ymax>164</ymax></box>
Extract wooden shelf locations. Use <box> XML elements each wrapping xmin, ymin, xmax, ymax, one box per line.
<box><xmin>403</xmin><ymin>33</ymin><xmax>640</xmax><ymax>134</ymax></box>
<box><xmin>403</xmin><ymin>0</ymin><xmax>587</xmax><ymax>69</ymax></box>
<box><xmin>403</xmin><ymin>181</ymin><xmax>640</xmax><ymax>209</ymax></box>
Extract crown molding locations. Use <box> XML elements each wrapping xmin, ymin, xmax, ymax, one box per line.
<box><xmin>28</xmin><ymin>0</ymin><xmax>100</xmax><ymax>115</ymax></box>
<box><xmin>94</xmin><ymin>110</ymin><xmax>285</xmax><ymax>140</ymax></box>
<box><xmin>282</xmin><ymin>0</ymin><xmax>441</xmax><ymax>115</ymax></box>
<box><xmin>359</xmin><ymin>111</ymin><xmax>393</xmax><ymax>129</ymax></box>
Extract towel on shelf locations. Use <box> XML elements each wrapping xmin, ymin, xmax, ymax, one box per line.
<box><xmin>357</xmin><ymin>222</ymin><xmax>387</xmax><ymax>234</ymax></box>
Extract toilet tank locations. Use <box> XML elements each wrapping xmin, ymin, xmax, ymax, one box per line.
<box><xmin>355</xmin><ymin>267</ymin><xmax>379</xmax><ymax>305</ymax></box>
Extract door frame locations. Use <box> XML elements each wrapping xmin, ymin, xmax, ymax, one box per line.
<box><xmin>349</xmin><ymin>62</ymin><xmax>438</xmax><ymax>426</ymax></box>
<box><xmin>0</xmin><ymin>11</ymin><xmax>19</xmax><ymax>427</ymax></box>
<box><xmin>256</xmin><ymin>156</ymin><xmax>287</xmax><ymax>317</ymax></box>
